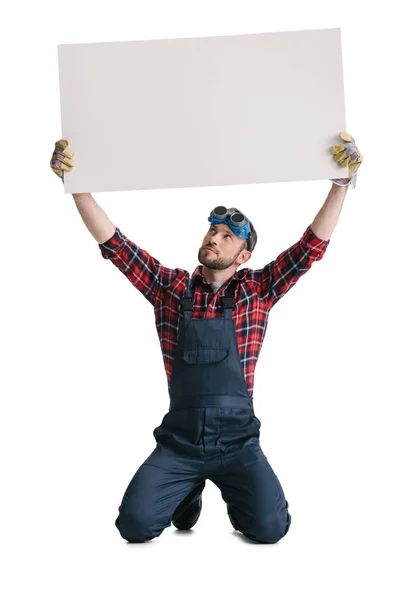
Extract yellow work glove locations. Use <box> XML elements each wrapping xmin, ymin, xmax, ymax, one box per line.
<box><xmin>50</xmin><ymin>139</ymin><xmax>75</xmax><ymax>182</ymax></box>
<box><xmin>330</xmin><ymin>132</ymin><xmax>363</xmax><ymax>189</ymax></box>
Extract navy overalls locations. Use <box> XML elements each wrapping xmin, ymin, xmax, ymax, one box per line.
<box><xmin>115</xmin><ymin>277</ymin><xmax>291</xmax><ymax>543</ymax></box>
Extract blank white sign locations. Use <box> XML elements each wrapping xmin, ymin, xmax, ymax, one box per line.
<box><xmin>58</xmin><ymin>28</ymin><xmax>348</xmax><ymax>194</ymax></box>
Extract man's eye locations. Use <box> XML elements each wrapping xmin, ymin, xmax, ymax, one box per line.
<box><xmin>209</xmin><ymin>228</ymin><xmax>230</xmax><ymax>239</ymax></box>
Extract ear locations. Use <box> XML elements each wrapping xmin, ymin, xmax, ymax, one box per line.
<box><xmin>239</xmin><ymin>249</ymin><xmax>252</xmax><ymax>265</ymax></box>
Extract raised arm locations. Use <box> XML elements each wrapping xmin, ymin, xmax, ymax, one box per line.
<box><xmin>73</xmin><ymin>193</ymin><xmax>178</xmax><ymax>306</ymax></box>
<box><xmin>72</xmin><ymin>193</ymin><xmax>117</xmax><ymax>243</ymax></box>
<box><xmin>98</xmin><ymin>226</ymin><xmax>179</xmax><ymax>306</ymax></box>
<box><xmin>249</xmin><ymin>225</ymin><xmax>330</xmax><ymax>307</ymax></box>
<box><xmin>249</xmin><ymin>168</ymin><xmax>355</xmax><ymax>307</ymax></box>
<box><xmin>50</xmin><ymin>141</ymin><xmax>179</xmax><ymax>306</ymax></box>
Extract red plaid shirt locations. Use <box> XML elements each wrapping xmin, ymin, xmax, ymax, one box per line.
<box><xmin>99</xmin><ymin>225</ymin><xmax>329</xmax><ymax>397</ymax></box>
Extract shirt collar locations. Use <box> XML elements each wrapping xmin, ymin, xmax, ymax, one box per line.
<box><xmin>190</xmin><ymin>264</ymin><xmax>246</xmax><ymax>286</ymax></box>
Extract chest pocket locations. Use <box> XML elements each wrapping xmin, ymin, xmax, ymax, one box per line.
<box><xmin>183</xmin><ymin>347</ymin><xmax>230</xmax><ymax>365</ymax></box>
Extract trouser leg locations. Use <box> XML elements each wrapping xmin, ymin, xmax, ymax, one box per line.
<box><xmin>212</xmin><ymin>442</ymin><xmax>291</xmax><ymax>544</ymax></box>
<box><xmin>115</xmin><ymin>445</ymin><xmax>203</xmax><ymax>543</ymax></box>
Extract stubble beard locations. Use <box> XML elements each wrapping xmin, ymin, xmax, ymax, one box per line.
<box><xmin>198</xmin><ymin>247</ymin><xmax>242</xmax><ymax>271</ymax></box>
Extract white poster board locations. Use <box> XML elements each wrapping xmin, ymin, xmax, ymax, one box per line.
<box><xmin>58</xmin><ymin>28</ymin><xmax>348</xmax><ymax>194</ymax></box>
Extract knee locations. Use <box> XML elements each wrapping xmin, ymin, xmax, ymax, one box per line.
<box><xmin>244</xmin><ymin>512</ymin><xmax>292</xmax><ymax>544</ymax></box>
<box><xmin>115</xmin><ymin>509</ymin><xmax>163</xmax><ymax>543</ymax></box>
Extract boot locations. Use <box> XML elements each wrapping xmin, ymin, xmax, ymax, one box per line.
<box><xmin>172</xmin><ymin>486</ymin><xmax>204</xmax><ymax>530</ymax></box>
<box><xmin>227</xmin><ymin>506</ymin><xmax>239</xmax><ymax>530</ymax></box>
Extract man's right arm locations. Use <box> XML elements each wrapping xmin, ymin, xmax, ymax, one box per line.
<box><xmin>72</xmin><ymin>193</ymin><xmax>179</xmax><ymax>305</ymax></box>
<box><xmin>72</xmin><ymin>193</ymin><xmax>117</xmax><ymax>243</ymax></box>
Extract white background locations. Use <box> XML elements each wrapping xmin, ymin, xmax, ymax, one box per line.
<box><xmin>1</xmin><ymin>1</ymin><xmax>399</xmax><ymax>599</ymax></box>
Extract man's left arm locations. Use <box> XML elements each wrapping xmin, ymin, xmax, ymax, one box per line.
<box><xmin>310</xmin><ymin>182</ymin><xmax>348</xmax><ymax>241</ymax></box>
<box><xmin>312</xmin><ymin>131</ymin><xmax>364</xmax><ymax>241</ymax></box>
<box><xmin>248</xmin><ymin>132</ymin><xmax>363</xmax><ymax>306</ymax></box>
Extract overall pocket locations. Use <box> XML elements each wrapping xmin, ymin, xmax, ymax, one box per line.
<box><xmin>183</xmin><ymin>347</ymin><xmax>230</xmax><ymax>365</ymax></box>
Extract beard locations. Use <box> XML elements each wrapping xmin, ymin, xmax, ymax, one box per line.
<box><xmin>198</xmin><ymin>246</ymin><xmax>243</xmax><ymax>271</ymax></box>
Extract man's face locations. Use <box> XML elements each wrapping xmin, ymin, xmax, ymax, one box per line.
<box><xmin>198</xmin><ymin>222</ymin><xmax>247</xmax><ymax>270</ymax></box>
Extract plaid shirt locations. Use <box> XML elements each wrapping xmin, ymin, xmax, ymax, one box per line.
<box><xmin>99</xmin><ymin>225</ymin><xmax>329</xmax><ymax>397</ymax></box>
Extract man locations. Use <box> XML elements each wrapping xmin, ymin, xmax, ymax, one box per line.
<box><xmin>50</xmin><ymin>133</ymin><xmax>363</xmax><ymax>543</ymax></box>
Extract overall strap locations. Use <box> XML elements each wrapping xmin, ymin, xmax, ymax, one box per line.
<box><xmin>181</xmin><ymin>277</ymin><xmax>236</xmax><ymax>319</ymax></box>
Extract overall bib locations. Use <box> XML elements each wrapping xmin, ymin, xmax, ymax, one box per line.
<box><xmin>115</xmin><ymin>279</ymin><xmax>291</xmax><ymax>543</ymax></box>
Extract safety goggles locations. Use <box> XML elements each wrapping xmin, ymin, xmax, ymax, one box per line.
<box><xmin>208</xmin><ymin>206</ymin><xmax>251</xmax><ymax>247</ymax></box>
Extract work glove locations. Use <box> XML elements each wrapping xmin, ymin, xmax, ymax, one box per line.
<box><xmin>330</xmin><ymin>132</ymin><xmax>363</xmax><ymax>189</ymax></box>
<box><xmin>50</xmin><ymin>139</ymin><xmax>75</xmax><ymax>182</ymax></box>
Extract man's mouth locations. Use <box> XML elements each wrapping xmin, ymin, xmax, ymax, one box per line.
<box><xmin>203</xmin><ymin>247</ymin><xmax>217</xmax><ymax>254</ymax></box>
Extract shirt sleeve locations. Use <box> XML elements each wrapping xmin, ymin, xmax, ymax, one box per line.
<box><xmin>98</xmin><ymin>227</ymin><xmax>179</xmax><ymax>306</ymax></box>
<box><xmin>249</xmin><ymin>225</ymin><xmax>330</xmax><ymax>307</ymax></box>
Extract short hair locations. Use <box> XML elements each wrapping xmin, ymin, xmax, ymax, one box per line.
<box><xmin>229</xmin><ymin>207</ymin><xmax>257</xmax><ymax>253</ymax></box>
